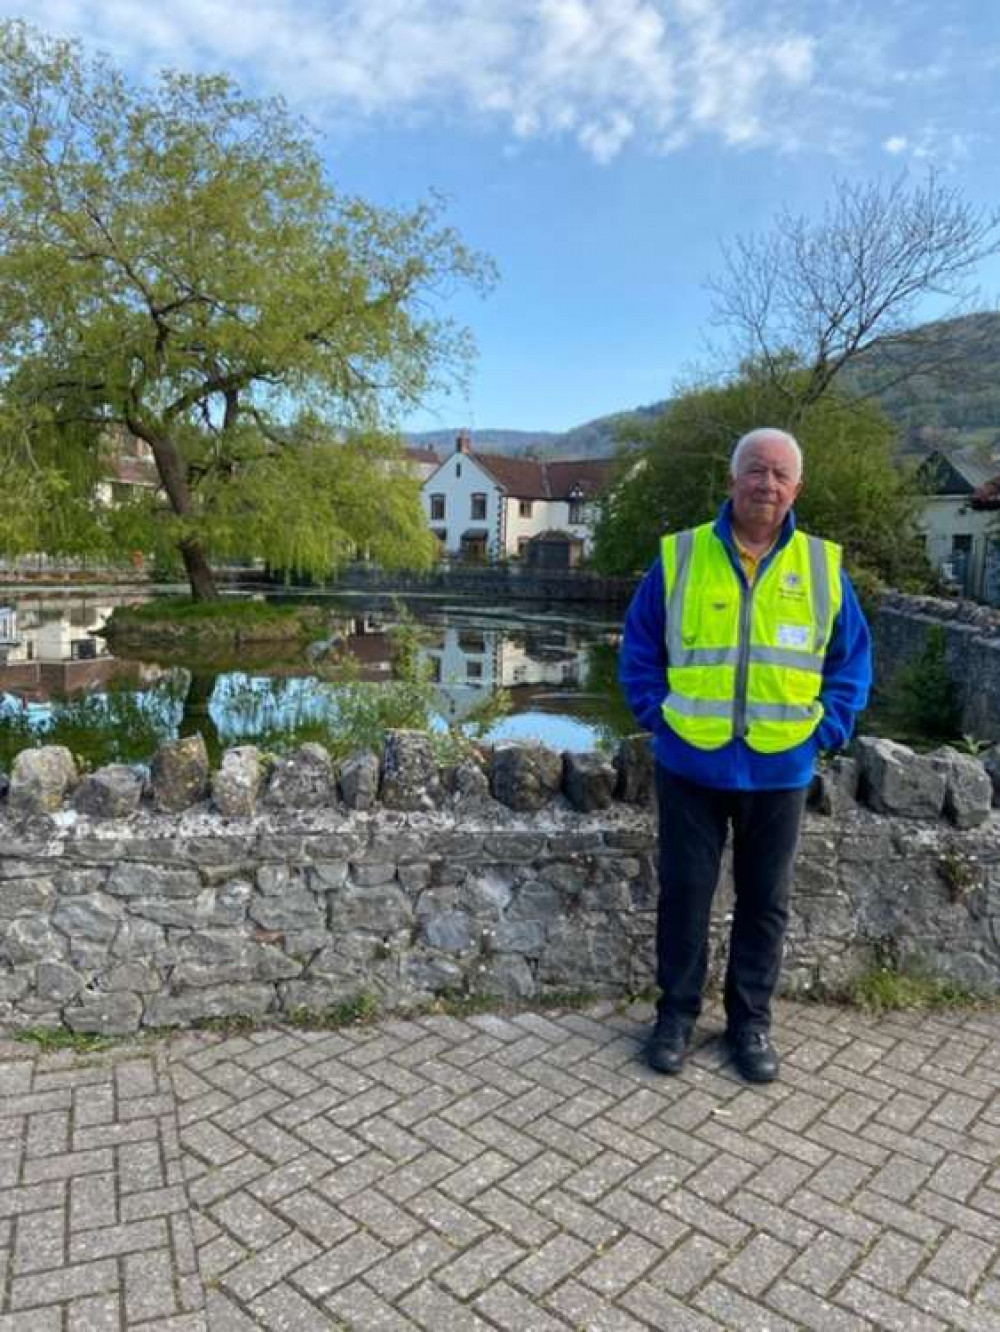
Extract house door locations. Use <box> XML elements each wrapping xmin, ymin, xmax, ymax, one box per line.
<box><xmin>460</xmin><ymin>533</ymin><xmax>488</xmax><ymax>563</ymax></box>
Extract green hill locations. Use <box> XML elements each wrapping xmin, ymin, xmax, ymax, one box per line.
<box><xmin>841</xmin><ymin>311</ymin><xmax>1000</xmax><ymax>458</ymax></box>
<box><xmin>409</xmin><ymin>312</ymin><xmax>1000</xmax><ymax>462</ymax></box>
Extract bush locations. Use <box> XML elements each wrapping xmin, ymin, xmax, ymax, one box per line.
<box><xmin>878</xmin><ymin>625</ymin><xmax>961</xmax><ymax>743</ymax></box>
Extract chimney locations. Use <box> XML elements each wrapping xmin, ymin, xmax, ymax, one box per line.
<box><xmin>455</xmin><ymin>429</ymin><xmax>472</xmax><ymax>455</ymax></box>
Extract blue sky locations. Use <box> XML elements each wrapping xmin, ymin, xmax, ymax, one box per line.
<box><xmin>8</xmin><ymin>1</ymin><xmax>1000</xmax><ymax>433</ymax></box>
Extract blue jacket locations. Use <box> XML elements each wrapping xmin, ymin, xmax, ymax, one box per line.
<box><xmin>618</xmin><ymin>502</ymin><xmax>873</xmax><ymax>790</ymax></box>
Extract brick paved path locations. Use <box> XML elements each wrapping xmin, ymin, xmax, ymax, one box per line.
<box><xmin>1</xmin><ymin>999</ymin><xmax>999</xmax><ymax>1330</ymax></box>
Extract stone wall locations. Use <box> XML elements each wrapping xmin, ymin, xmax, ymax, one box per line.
<box><xmin>872</xmin><ymin>592</ymin><xmax>1000</xmax><ymax>740</ymax></box>
<box><xmin>306</xmin><ymin>563</ymin><xmax>639</xmax><ymax>605</ymax></box>
<box><xmin>0</xmin><ymin>733</ymin><xmax>998</xmax><ymax>1035</ymax></box>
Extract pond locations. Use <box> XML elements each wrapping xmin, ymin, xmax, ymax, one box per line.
<box><xmin>0</xmin><ymin>587</ymin><xmax>636</xmax><ymax>767</ymax></box>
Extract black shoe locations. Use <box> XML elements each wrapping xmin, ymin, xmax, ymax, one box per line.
<box><xmin>646</xmin><ymin>1018</ymin><xmax>691</xmax><ymax>1075</ymax></box>
<box><xmin>727</xmin><ymin>1029</ymin><xmax>779</xmax><ymax>1083</ymax></box>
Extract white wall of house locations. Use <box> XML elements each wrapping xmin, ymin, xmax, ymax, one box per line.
<box><xmin>422</xmin><ymin>454</ymin><xmax>503</xmax><ymax>556</ymax></box>
<box><xmin>501</xmin><ymin>497</ymin><xmax>600</xmax><ymax>557</ymax></box>
<box><xmin>502</xmin><ymin>496</ymin><xmax>548</xmax><ymax>557</ymax></box>
<box><xmin>919</xmin><ymin>496</ymin><xmax>999</xmax><ymax>591</ymax></box>
<box><xmin>422</xmin><ymin>451</ymin><xmax>606</xmax><ymax>560</ymax></box>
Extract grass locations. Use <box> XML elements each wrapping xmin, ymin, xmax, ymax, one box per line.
<box><xmin>238</xmin><ymin>988</ymin><xmax>603</xmax><ymax>1035</ymax></box>
<box><xmin>14</xmin><ymin>1027</ymin><xmax>115</xmax><ymax>1054</ymax></box>
<box><xmin>103</xmin><ymin>597</ymin><xmax>327</xmax><ymax>646</ymax></box>
<box><xmin>847</xmin><ymin>964</ymin><xmax>994</xmax><ymax>1014</ymax></box>
<box><xmin>11</xmin><ymin>977</ymin><xmax>994</xmax><ymax>1059</ymax></box>
<box><xmin>285</xmin><ymin>992</ymin><xmax>381</xmax><ymax>1030</ymax></box>
<box><xmin>110</xmin><ymin>597</ymin><xmax>310</xmax><ymax>625</ymax></box>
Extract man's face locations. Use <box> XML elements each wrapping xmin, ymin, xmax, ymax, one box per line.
<box><xmin>729</xmin><ymin>437</ymin><xmax>802</xmax><ymax>535</ymax></box>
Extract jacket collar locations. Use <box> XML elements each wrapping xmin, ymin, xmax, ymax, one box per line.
<box><xmin>713</xmin><ymin>498</ymin><xmax>796</xmax><ymax>558</ymax></box>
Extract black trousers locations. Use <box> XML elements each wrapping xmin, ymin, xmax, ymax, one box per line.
<box><xmin>654</xmin><ymin>765</ymin><xmax>807</xmax><ymax>1033</ymax></box>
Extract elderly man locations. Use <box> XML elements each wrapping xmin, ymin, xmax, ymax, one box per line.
<box><xmin>619</xmin><ymin>428</ymin><xmax>871</xmax><ymax>1082</ymax></box>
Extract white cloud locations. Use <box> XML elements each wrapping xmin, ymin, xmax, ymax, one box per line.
<box><xmin>883</xmin><ymin>135</ymin><xmax>908</xmax><ymax>154</ymax></box>
<box><xmin>3</xmin><ymin>1</ymin><xmax>983</xmax><ymax>166</ymax></box>
<box><xmin>8</xmin><ymin>0</ymin><xmax>832</xmax><ymax>161</ymax></box>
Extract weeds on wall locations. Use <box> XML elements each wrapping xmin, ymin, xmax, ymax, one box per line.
<box><xmin>848</xmin><ymin>964</ymin><xmax>992</xmax><ymax>1013</ymax></box>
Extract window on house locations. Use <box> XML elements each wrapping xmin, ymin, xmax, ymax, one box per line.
<box><xmin>568</xmin><ymin>500</ymin><xmax>585</xmax><ymax>524</ymax></box>
<box><xmin>952</xmin><ymin>534</ymin><xmax>973</xmax><ymax>553</ymax></box>
<box><xmin>456</xmin><ymin>462</ymin><xmax>462</xmax><ymax>478</ymax></box>
<box><xmin>466</xmin><ymin>660</ymin><xmax>483</xmax><ymax>680</ymax></box>
<box><xmin>517</xmin><ymin>537</ymin><xmax>530</xmax><ymax>558</ymax></box>
<box><xmin>458</xmin><ymin>630</ymin><xmax>485</xmax><ymax>653</ymax></box>
<box><xmin>430</xmin><ymin>493</ymin><xmax>445</xmax><ymax>521</ymax></box>
<box><xmin>519</xmin><ymin>500</ymin><xmax>533</xmax><ymax>518</ymax></box>
<box><xmin>471</xmin><ymin>493</ymin><xmax>487</xmax><ymax>520</ymax></box>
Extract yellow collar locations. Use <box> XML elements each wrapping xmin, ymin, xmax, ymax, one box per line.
<box><xmin>734</xmin><ymin>536</ymin><xmax>775</xmax><ymax>585</ymax></box>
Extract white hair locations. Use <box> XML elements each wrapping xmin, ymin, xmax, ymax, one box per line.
<box><xmin>730</xmin><ymin>428</ymin><xmax>802</xmax><ymax>482</ymax></box>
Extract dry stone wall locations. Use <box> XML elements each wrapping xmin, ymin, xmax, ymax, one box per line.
<box><xmin>874</xmin><ymin>592</ymin><xmax>1000</xmax><ymax>740</ymax></box>
<box><xmin>0</xmin><ymin>731</ymin><xmax>998</xmax><ymax>1035</ymax></box>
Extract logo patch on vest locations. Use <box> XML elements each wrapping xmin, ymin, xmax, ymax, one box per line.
<box><xmin>783</xmin><ymin>572</ymin><xmax>801</xmax><ymax>589</ymax></box>
<box><xmin>777</xmin><ymin>623</ymin><xmax>811</xmax><ymax>649</ymax></box>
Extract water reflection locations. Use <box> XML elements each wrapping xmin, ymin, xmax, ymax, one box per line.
<box><xmin>0</xmin><ymin>589</ymin><xmax>632</xmax><ymax>761</ymax></box>
<box><xmin>0</xmin><ymin>592</ymin><xmax>157</xmax><ymax>699</ymax></box>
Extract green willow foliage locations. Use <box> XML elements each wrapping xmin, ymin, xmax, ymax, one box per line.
<box><xmin>0</xmin><ymin>22</ymin><xmax>492</xmax><ymax>597</ymax></box>
<box><xmin>592</xmin><ymin>371</ymin><xmax>934</xmax><ymax>591</ymax></box>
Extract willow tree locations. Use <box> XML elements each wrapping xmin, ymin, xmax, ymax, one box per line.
<box><xmin>0</xmin><ymin>22</ymin><xmax>491</xmax><ymax>598</ymax></box>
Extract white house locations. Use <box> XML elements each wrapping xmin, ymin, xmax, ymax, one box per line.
<box><xmin>916</xmin><ymin>449</ymin><xmax>1000</xmax><ymax>600</ymax></box>
<box><xmin>421</xmin><ymin>431</ymin><xmax>613</xmax><ymax>562</ymax></box>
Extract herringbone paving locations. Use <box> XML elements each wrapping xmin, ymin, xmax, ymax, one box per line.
<box><xmin>1</xmin><ymin>999</ymin><xmax>999</xmax><ymax>1329</ymax></box>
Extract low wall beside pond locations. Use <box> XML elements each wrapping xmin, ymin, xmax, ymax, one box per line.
<box><xmin>290</xmin><ymin>563</ymin><xmax>639</xmax><ymax>606</ymax></box>
<box><xmin>0</xmin><ymin>731</ymin><xmax>998</xmax><ymax>1034</ymax></box>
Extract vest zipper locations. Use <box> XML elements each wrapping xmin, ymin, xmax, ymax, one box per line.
<box><xmin>732</xmin><ymin>575</ymin><xmax>754</xmax><ymax>740</ymax></box>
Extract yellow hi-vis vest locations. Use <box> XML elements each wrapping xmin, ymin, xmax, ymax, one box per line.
<box><xmin>660</xmin><ymin>523</ymin><xmax>842</xmax><ymax>753</ymax></box>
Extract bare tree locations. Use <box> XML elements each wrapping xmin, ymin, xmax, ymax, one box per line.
<box><xmin>708</xmin><ymin>173</ymin><xmax>1000</xmax><ymax>422</ymax></box>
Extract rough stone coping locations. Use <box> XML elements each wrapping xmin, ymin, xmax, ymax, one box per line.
<box><xmin>1</xmin><ymin>729</ymin><xmax>997</xmax><ymax>827</ymax></box>
<box><xmin>880</xmin><ymin>588</ymin><xmax>1000</xmax><ymax>636</ymax></box>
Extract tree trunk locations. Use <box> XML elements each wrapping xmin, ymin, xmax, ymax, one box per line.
<box><xmin>125</xmin><ymin>415</ymin><xmax>220</xmax><ymax>602</ymax></box>
<box><xmin>179</xmin><ymin>670</ymin><xmax>222</xmax><ymax>759</ymax></box>
<box><xmin>180</xmin><ymin>539</ymin><xmax>219</xmax><ymax>602</ymax></box>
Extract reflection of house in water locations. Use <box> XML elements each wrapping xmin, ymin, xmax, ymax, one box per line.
<box><xmin>324</xmin><ymin>614</ymin><xmax>394</xmax><ymax>679</ymax></box>
<box><xmin>0</xmin><ymin>606</ymin><xmax>16</xmax><ymax>655</ymax></box>
<box><xmin>424</xmin><ymin>623</ymin><xmax>589</xmax><ymax>723</ymax></box>
<box><xmin>0</xmin><ymin>597</ymin><xmax>140</xmax><ymax>701</ymax></box>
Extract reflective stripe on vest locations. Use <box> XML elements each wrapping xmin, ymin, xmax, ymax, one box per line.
<box><xmin>660</xmin><ymin>523</ymin><xmax>842</xmax><ymax>753</ymax></box>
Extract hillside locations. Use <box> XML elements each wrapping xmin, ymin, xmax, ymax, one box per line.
<box><xmin>842</xmin><ymin>311</ymin><xmax>1000</xmax><ymax>458</ymax></box>
<box><xmin>409</xmin><ymin>311</ymin><xmax>1000</xmax><ymax>462</ymax></box>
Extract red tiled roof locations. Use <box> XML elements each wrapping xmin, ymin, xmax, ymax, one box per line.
<box><xmin>471</xmin><ymin>454</ymin><xmax>614</xmax><ymax>500</ymax></box>
<box><xmin>543</xmin><ymin>459</ymin><xmax>615</xmax><ymax>500</ymax></box>
<box><xmin>404</xmin><ymin>447</ymin><xmax>441</xmax><ymax>465</ymax></box>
